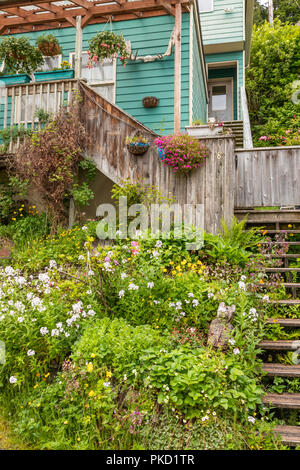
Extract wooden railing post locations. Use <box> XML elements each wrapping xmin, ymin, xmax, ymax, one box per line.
<box><xmin>174</xmin><ymin>3</ymin><xmax>181</xmax><ymax>134</ymax></box>
<box><xmin>75</xmin><ymin>16</ymin><xmax>82</xmax><ymax>79</ymax></box>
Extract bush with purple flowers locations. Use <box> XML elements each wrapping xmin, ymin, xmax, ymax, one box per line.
<box><xmin>154</xmin><ymin>134</ymin><xmax>209</xmax><ymax>174</ymax></box>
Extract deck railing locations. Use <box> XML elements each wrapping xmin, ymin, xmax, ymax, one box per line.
<box><xmin>0</xmin><ymin>78</ymin><xmax>79</xmax><ymax>152</ymax></box>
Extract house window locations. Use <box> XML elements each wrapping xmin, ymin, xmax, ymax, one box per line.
<box><xmin>40</xmin><ymin>55</ymin><xmax>62</xmax><ymax>72</ymax></box>
<box><xmin>70</xmin><ymin>51</ymin><xmax>116</xmax><ymax>103</ymax></box>
<box><xmin>211</xmin><ymin>85</ymin><xmax>227</xmax><ymax>111</ymax></box>
<box><xmin>198</xmin><ymin>0</ymin><xmax>213</xmax><ymax>12</ymax></box>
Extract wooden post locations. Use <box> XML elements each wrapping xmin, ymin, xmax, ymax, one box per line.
<box><xmin>75</xmin><ymin>16</ymin><xmax>82</xmax><ymax>79</ymax></box>
<box><xmin>268</xmin><ymin>0</ymin><xmax>274</xmax><ymax>24</ymax></box>
<box><xmin>174</xmin><ymin>3</ymin><xmax>181</xmax><ymax>134</ymax></box>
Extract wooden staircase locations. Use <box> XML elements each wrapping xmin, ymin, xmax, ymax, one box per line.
<box><xmin>238</xmin><ymin>211</ymin><xmax>300</xmax><ymax>447</ymax></box>
<box><xmin>223</xmin><ymin>120</ymin><xmax>244</xmax><ymax>148</ymax></box>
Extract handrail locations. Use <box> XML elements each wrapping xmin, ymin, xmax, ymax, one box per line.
<box><xmin>240</xmin><ymin>86</ymin><xmax>253</xmax><ymax>149</ymax></box>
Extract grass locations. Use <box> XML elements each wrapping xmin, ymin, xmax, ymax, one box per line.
<box><xmin>0</xmin><ymin>414</ymin><xmax>29</xmax><ymax>450</ymax></box>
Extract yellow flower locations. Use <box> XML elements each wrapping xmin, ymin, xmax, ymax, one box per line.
<box><xmin>87</xmin><ymin>363</ymin><xmax>94</xmax><ymax>373</ymax></box>
<box><xmin>44</xmin><ymin>373</ymin><xmax>50</xmax><ymax>378</ymax></box>
<box><xmin>77</xmin><ymin>437</ymin><xmax>81</xmax><ymax>442</ymax></box>
<box><xmin>88</xmin><ymin>390</ymin><xmax>95</xmax><ymax>397</ymax></box>
<box><xmin>36</xmin><ymin>403</ymin><xmax>41</xmax><ymax>407</ymax></box>
<box><xmin>288</xmin><ymin>224</ymin><xmax>292</xmax><ymax>228</ymax></box>
<box><xmin>33</xmin><ymin>384</ymin><xmax>39</xmax><ymax>389</ymax></box>
<box><xmin>106</xmin><ymin>371</ymin><xmax>112</xmax><ymax>378</ymax></box>
<box><xmin>90</xmin><ymin>353</ymin><xmax>96</xmax><ymax>358</ymax></box>
<box><xmin>64</xmin><ymin>420</ymin><xmax>68</xmax><ymax>425</ymax></box>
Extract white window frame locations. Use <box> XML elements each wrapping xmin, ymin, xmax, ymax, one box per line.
<box><xmin>69</xmin><ymin>51</ymin><xmax>116</xmax><ymax>103</ymax></box>
<box><xmin>198</xmin><ymin>0</ymin><xmax>213</xmax><ymax>13</ymax></box>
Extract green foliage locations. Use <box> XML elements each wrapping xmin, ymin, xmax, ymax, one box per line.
<box><xmin>0</xmin><ymin>177</ymin><xmax>29</xmax><ymax>224</ymax></box>
<box><xmin>246</xmin><ymin>20</ymin><xmax>300</xmax><ymax>146</ymax></box>
<box><xmin>253</xmin><ymin>0</ymin><xmax>300</xmax><ymax>26</ymax></box>
<box><xmin>0</xmin><ymin>36</ymin><xmax>43</xmax><ymax>74</ymax></box>
<box><xmin>88</xmin><ymin>31</ymin><xmax>130</xmax><ymax>67</ymax></box>
<box><xmin>33</xmin><ymin>108</ymin><xmax>52</xmax><ymax>125</ymax></box>
<box><xmin>111</xmin><ymin>179</ymin><xmax>174</xmax><ymax>209</ymax></box>
<box><xmin>0</xmin><ymin>125</ymin><xmax>32</xmax><ymax>154</ymax></box>
<box><xmin>71</xmin><ymin>182</ymin><xmax>94</xmax><ymax>208</ymax></box>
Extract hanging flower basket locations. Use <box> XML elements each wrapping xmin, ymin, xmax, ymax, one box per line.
<box><xmin>36</xmin><ymin>34</ymin><xmax>62</xmax><ymax>57</ymax></box>
<box><xmin>142</xmin><ymin>96</ymin><xmax>159</xmax><ymax>108</ymax></box>
<box><xmin>126</xmin><ymin>135</ymin><xmax>149</xmax><ymax>156</ymax></box>
<box><xmin>155</xmin><ymin>134</ymin><xmax>209</xmax><ymax>174</ymax></box>
<box><xmin>87</xmin><ymin>31</ymin><xmax>130</xmax><ymax>67</ymax></box>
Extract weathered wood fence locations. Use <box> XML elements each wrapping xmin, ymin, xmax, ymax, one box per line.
<box><xmin>79</xmin><ymin>81</ymin><xmax>236</xmax><ymax>235</ymax></box>
<box><xmin>235</xmin><ymin>146</ymin><xmax>300</xmax><ymax>208</ymax></box>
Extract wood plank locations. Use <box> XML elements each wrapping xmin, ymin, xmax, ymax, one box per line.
<box><xmin>273</xmin><ymin>425</ymin><xmax>300</xmax><ymax>447</ymax></box>
<box><xmin>265</xmin><ymin>318</ymin><xmax>300</xmax><ymax>327</ymax></box>
<box><xmin>265</xmin><ymin>268</ymin><xmax>300</xmax><ymax>273</ymax></box>
<box><xmin>262</xmin><ymin>364</ymin><xmax>300</xmax><ymax>377</ymax></box>
<box><xmin>263</xmin><ymin>393</ymin><xmax>300</xmax><ymax>409</ymax></box>
<box><xmin>258</xmin><ymin>340</ymin><xmax>300</xmax><ymax>351</ymax></box>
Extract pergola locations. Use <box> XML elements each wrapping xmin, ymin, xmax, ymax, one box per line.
<box><xmin>0</xmin><ymin>0</ymin><xmax>190</xmax><ymax>34</ymax></box>
<box><xmin>0</xmin><ymin>0</ymin><xmax>194</xmax><ymax>132</ymax></box>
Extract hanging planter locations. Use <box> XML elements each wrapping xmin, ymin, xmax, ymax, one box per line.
<box><xmin>87</xmin><ymin>31</ymin><xmax>130</xmax><ymax>67</ymax></box>
<box><xmin>142</xmin><ymin>96</ymin><xmax>159</xmax><ymax>108</ymax></box>
<box><xmin>0</xmin><ymin>36</ymin><xmax>44</xmax><ymax>76</ymax></box>
<box><xmin>36</xmin><ymin>34</ymin><xmax>62</xmax><ymax>57</ymax></box>
<box><xmin>154</xmin><ymin>134</ymin><xmax>209</xmax><ymax>174</ymax></box>
<box><xmin>126</xmin><ymin>135</ymin><xmax>150</xmax><ymax>156</ymax></box>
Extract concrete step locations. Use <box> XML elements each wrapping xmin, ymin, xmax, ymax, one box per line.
<box><xmin>263</xmin><ymin>393</ymin><xmax>300</xmax><ymax>409</ymax></box>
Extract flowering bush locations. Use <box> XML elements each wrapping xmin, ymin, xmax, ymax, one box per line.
<box><xmin>87</xmin><ymin>31</ymin><xmax>130</xmax><ymax>68</ymax></box>
<box><xmin>155</xmin><ymin>134</ymin><xmax>209</xmax><ymax>174</ymax></box>
<box><xmin>0</xmin><ymin>36</ymin><xmax>44</xmax><ymax>74</ymax></box>
<box><xmin>258</xmin><ymin>115</ymin><xmax>300</xmax><ymax>146</ymax></box>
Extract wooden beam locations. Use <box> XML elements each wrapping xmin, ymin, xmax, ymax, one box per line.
<box><xmin>74</xmin><ymin>15</ymin><xmax>82</xmax><ymax>78</ymax></box>
<box><xmin>174</xmin><ymin>2</ymin><xmax>181</xmax><ymax>134</ymax></box>
<box><xmin>162</xmin><ymin>4</ymin><xmax>175</xmax><ymax>16</ymax></box>
<box><xmin>67</xmin><ymin>0</ymin><xmax>90</xmax><ymax>9</ymax></box>
<box><xmin>81</xmin><ymin>12</ymin><xmax>94</xmax><ymax>28</ymax></box>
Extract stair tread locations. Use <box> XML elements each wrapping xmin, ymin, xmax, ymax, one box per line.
<box><xmin>265</xmin><ymin>267</ymin><xmax>300</xmax><ymax>272</ymax></box>
<box><xmin>263</xmin><ymin>393</ymin><xmax>300</xmax><ymax>409</ymax></box>
<box><xmin>260</xmin><ymin>242</ymin><xmax>300</xmax><ymax>246</ymax></box>
<box><xmin>264</xmin><ymin>254</ymin><xmax>300</xmax><ymax>258</ymax></box>
<box><xmin>259</xmin><ymin>340</ymin><xmax>300</xmax><ymax>350</ymax></box>
<box><xmin>267</xmin><ymin>299</ymin><xmax>300</xmax><ymax>305</ymax></box>
<box><xmin>265</xmin><ymin>318</ymin><xmax>300</xmax><ymax>327</ymax></box>
<box><xmin>258</xmin><ymin>283</ymin><xmax>300</xmax><ymax>288</ymax></box>
<box><xmin>273</xmin><ymin>425</ymin><xmax>300</xmax><ymax>446</ymax></box>
<box><xmin>262</xmin><ymin>364</ymin><xmax>300</xmax><ymax>377</ymax></box>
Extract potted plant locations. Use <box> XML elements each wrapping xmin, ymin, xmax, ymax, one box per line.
<box><xmin>126</xmin><ymin>134</ymin><xmax>150</xmax><ymax>156</ymax></box>
<box><xmin>185</xmin><ymin>118</ymin><xmax>224</xmax><ymax>137</ymax></box>
<box><xmin>36</xmin><ymin>34</ymin><xmax>62</xmax><ymax>57</ymax></box>
<box><xmin>87</xmin><ymin>31</ymin><xmax>130</xmax><ymax>68</ymax></box>
<box><xmin>34</xmin><ymin>60</ymin><xmax>74</xmax><ymax>82</ymax></box>
<box><xmin>0</xmin><ymin>36</ymin><xmax>43</xmax><ymax>85</ymax></box>
<box><xmin>154</xmin><ymin>134</ymin><xmax>209</xmax><ymax>174</ymax></box>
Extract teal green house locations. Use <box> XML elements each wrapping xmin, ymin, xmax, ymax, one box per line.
<box><xmin>0</xmin><ymin>0</ymin><xmax>253</xmax><ymax>134</ymax></box>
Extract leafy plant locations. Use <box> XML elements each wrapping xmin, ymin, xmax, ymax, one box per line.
<box><xmin>36</xmin><ymin>34</ymin><xmax>61</xmax><ymax>57</ymax></box>
<box><xmin>0</xmin><ymin>176</ymin><xmax>29</xmax><ymax>224</ymax></box>
<box><xmin>88</xmin><ymin>31</ymin><xmax>130</xmax><ymax>67</ymax></box>
<box><xmin>0</xmin><ymin>36</ymin><xmax>44</xmax><ymax>74</ymax></box>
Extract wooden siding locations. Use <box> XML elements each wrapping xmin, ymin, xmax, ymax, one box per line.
<box><xmin>205</xmin><ymin>51</ymin><xmax>244</xmax><ymax>120</ymax></box>
<box><xmin>192</xmin><ymin>18</ymin><xmax>207</xmax><ymax>124</ymax></box>
<box><xmin>80</xmin><ymin>82</ymin><xmax>235</xmax><ymax>234</ymax></box>
<box><xmin>235</xmin><ymin>147</ymin><xmax>300</xmax><ymax>208</ymax></box>
<box><xmin>199</xmin><ymin>0</ymin><xmax>244</xmax><ymax>46</ymax></box>
<box><xmin>0</xmin><ymin>13</ymin><xmax>194</xmax><ymax>134</ymax></box>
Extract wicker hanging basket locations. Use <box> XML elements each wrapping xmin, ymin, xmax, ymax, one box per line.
<box><xmin>142</xmin><ymin>96</ymin><xmax>159</xmax><ymax>108</ymax></box>
<box><xmin>127</xmin><ymin>142</ymin><xmax>150</xmax><ymax>156</ymax></box>
<box><xmin>37</xmin><ymin>41</ymin><xmax>62</xmax><ymax>57</ymax></box>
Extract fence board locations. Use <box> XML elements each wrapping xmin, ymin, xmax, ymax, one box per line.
<box><xmin>235</xmin><ymin>147</ymin><xmax>300</xmax><ymax>207</ymax></box>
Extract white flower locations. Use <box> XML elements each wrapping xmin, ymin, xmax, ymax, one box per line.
<box><xmin>103</xmin><ymin>381</ymin><xmax>111</xmax><ymax>387</ymax></box>
<box><xmin>27</xmin><ymin>349</ymin><xmax>35</xmax><ymax>356</ymax></box>
<box><xmin>238</xmin><ymin>281</ymin><xmax>246</xmax><ymax>291</ymax></box>
<box><xmin>9</xmin><ymin>376</ymin><xmax>17</xmax><ymax>384</ymax></box>
<box><xmin>188</xmin><ymin>293</ymin><xmax>194</xmax><ymax>298</ymax></box>
<box><xmin>233</xmin><ymin>348</ymin><xmax>240</xmax><ymax>355</ymax></box>
<box><xmin>38</xmin><ymin>273</ymin><xmax>50</xmax><ymax>284</ymax></box>
<box><xmin>180</xmin><ymin>311</ymin><xmax>186</xmax><ymax>317</ymax></box>
<box><xmin>86</xmin><ymin>290</ymin><xmax>92</xmax><ymax>295</ymax></box>
<box><xmin>207</xmin><ymin>292</ymin><xmax>214</xmax><ymax>299</ymax></box>
<box><xmin>192</xmin><ymin>299</ymin><xmax>199</xmax><ymax>307</ymax></box>
<box><xmin>228</xmin><ymin>338</ymin><xmax>236</xmax><ymax>346</ymax></box>
<box><xmin>78</xmin><ymin>255</ymin><xmax>84</xmax><ymax>261</ymax></box>
<box><xmin>65</xmin><ymin>332</ymin><xmax>70</xmax><ymax>338</ymax></box>
<box><xmin>17</xmin><ymin>316</ymin><xmax>24</xmax><ymax>323</ymax></box>
<box><xmin>262</xmin><ymin>295</ymin><xmax>269</xmax><ymax>302</ymax></box>
<box><xmin>82</xmin><ymin>226</ymin><xmax>88</xmax><ymax>231</ymax></box>
<box><xmin>128</xmin><ymin>283</ymin><xmax>139</xmax><ymax>291</ymax></box>
<box><xmin>51</xmin><ymin>329</ymin><xmax>60</xmax><ymax>337</ymax></box>
<box><xmin>147</xmin><ymin>282</ymin><xmax>154</xmax><ymax>289</ymax></box>
<box><xmin>118</xmin><ymin>290</ymin><xmax>125</xmax><ymax>298</ymax></box>
<box><xmin>49</xmin><ymin>260</ymin><xmax>57</xmax><ymax>269</ymax></box>
<box><xmin>152</xmin><ymin>250</ymin><xmax>159</xmax><ymax>258</ymax></box>
<box><xmin>248</xmin><ymin>416</ymin><xmax>256</xmax><ymax>424</ymax></box>
<box><xmin>87</xmin><ymin>309</ymin><xmax>96</xmax><ymax>317</ymax></box>
<box><xmin>155</xmin><ymin>240</ymin><xmax>163</xmax><ymax>248</ymax></box>
<box><xmin>240</xmin><ymin>275</ymin><xmax>247</xmax><ymax>281</ymax></box>
<box><xmin>169</xmin><ymin>302</ymin><xmax>175</xmax><ymax>308</ymax></box>
<box><xmin>120</xmin><ymin>273</ymin><xmax>127</xmax><ymax>280</ymax></box>
<box><xmin>87</xmin><ymin>270</ymin><xmax>94</xmax><ymax>276</ymax></box>
<box><xmin>132</xmin><ymin>369</ymin><xmax>138</xmax><ymax>376</ymax></box>
<box><xmin>40</xmin><ymin>327</ymin><xmax>49</xmax><ymax>336</ymax></box>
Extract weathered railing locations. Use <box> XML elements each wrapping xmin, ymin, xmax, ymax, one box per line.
<box><xmin>235</xmin><ymin>146</ymin><xmax>300</xmax><ymax>208</ymax></box>
<box><xmin>240</xmin><ymin>86</ymin><xmax>253</xmax><ymax>149</ymax></box>
<box><xmin>0</xmin><ymin>78</ymin><xmax>78</xmax><ymax>152</ymax></box>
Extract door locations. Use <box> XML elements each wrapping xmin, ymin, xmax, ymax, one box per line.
<box><xmin>208</xmin><ymin>80</ymin><xmax>233</xmax><ymax>122</ymax></box>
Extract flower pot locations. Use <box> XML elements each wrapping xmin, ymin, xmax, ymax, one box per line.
<box><xmin>185</xmin><ymin>125</ymin><xmax>223</xmax><ymax>137</ymax></box>
<box><xmin>127</xmin><ymin>142</ymin><xmax>149</xmax><ymax>156</ymax></box>
<box><xmin>34</xmin><ymin>69</ymin><xmax>74</xmax><ymax>82</ymax></box>
<box><xmin>0</xmin><ymin>73</ymin><xmax>31</xmax><ymax>86</ymax></box>
<box><xmin>38</xmin><ymin>42</ymin><xmax>61</xmax><ymax>57</ymax></box>
<box><xmin>142</xmin><ymin>96</ymin><xmax>159</xmax><ymax>108</ymax></box>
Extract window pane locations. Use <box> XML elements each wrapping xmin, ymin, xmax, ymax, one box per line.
<box><xmin>81</xmin><ymin>53</ymin><xmax>114</xmax><ymax>82</ymax></box>
<box><xmin>212</xmin><ymin>86</ymin><xmax>227</xmax><ymax>111</ymax></box>
<box><xmin>41</xmin><ymin>56</ymin><xmax>60</xmax><ymax>72</ymax></box>
<box><xmin>198</xmin><ymin>0</ymin><xmax>213</xmax><ymax>12</ymax></box>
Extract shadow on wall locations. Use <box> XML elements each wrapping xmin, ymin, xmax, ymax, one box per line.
<box><xmin>80</xmin><ymin>168</ymin><xmax>115</xmax><ymax>221</ymax></box>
